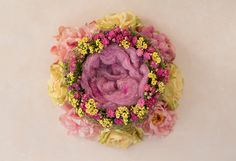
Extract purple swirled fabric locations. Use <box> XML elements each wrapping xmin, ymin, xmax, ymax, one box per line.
<box><xmin>81</xmin><ymin>45</ymin><xmax>149</xmax><ymax>108</ymax></box>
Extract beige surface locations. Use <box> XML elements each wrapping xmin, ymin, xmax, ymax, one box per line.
<box><xmin>1</xmin><ymin>0</ymin><xmax>236</xmax><ymax>161</ymax></box>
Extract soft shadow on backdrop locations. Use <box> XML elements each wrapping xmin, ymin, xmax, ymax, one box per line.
<box><xmin>0</xmin><ymin>0</ymin><xmax>235</xmax><ymax>161</ymax></box>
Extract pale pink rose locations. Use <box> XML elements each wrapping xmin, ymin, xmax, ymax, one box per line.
<box><xmin>59</xmin><ymin>104</ymin><xmax>101</xmax><ymax>139</ymax></box>
<box><xmin>51</xmin><ymin>21</ymin><xmax>98</xmax><ymax>61</ymax></box>
<box><xmin>145</xmin><ymin>101</ymin><xmax>176</xmax><ymax>136</ymax></box>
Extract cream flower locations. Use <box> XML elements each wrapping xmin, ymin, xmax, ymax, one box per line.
<box><xmin>163</xmin><ymin>64</ymin><xmax>184</xmax><ymax>110</ymax></box>
<box><xmin>48</xmin><ymin>62</ymin><xmax>67</xmax><ymax>105</ymax></box>
<box><xmin>99</xmin><ymin>126</ymin><xmax>143</xmax><ymax>148</ymax></box>
<box><xmin>96</xmin><ymin>12</ymin><xmax>141</xmax><ymax>30</ymax></box>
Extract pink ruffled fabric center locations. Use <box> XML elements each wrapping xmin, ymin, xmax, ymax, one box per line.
<box><xmin>81</xmin><ymin>45</ymin><xmax>149</xmax><ymax>108</ymax></box>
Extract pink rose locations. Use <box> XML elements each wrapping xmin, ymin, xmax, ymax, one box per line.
<box><xmin>81</xmin><ymin>45</ymin><xmax>149</xmax><ymax>108</ymax></box>
<box><xmin>144</xmin><ymin>101</ymin><xmax>176</xmax><ymax>136</ymax></box>
<box><xmin>51</xmin><ymin>21</ymin><xmax>98</xmax><ymax>61</ymax></box>
<box><xmin>59</xmin><ymin>104</ymin><xmax>101</xmax><ymax>138</ymax></box>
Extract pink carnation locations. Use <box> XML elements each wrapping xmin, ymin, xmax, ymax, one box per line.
<box><xmin>59</xmin><ymin>104</ymin><xmax>101</xmax><ymax>139</ymax></box>
<box><xmin>50</xmin><ymin>21</ymin><xmax>98</xmax><ymax>61</ymax></box>
<box><xmin>145</xmin><ymin>101</ymin><xmax>176</xmax><ymax>136</ymax></box>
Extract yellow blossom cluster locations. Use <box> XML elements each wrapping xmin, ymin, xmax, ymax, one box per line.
<box><xmin>158</xmin><ymin>82</ymin><xmax>165</xmax><ymax>93</ymax></box>
<box><xmin>151</xmin><ymin>52</ymin><xmax>161</xmax><ymax>64</ymax></box>
<box><xmin>68</xmin><ymin>91</ymin><xmax>79</xmax><ymax>108</ymax></box>
<box><xmin>116</xmin><ymin>106</ymin><xmax>130</xmax><ymax>125</ymax></box>
<box><xmin>75</xmin><ymin>107</ymin><xmax>84</xmax><ymax>117</ymax></box>
<box><xmin>66</xmin><ymin>72</ymin><xmax>75</xmax><ymax>86</ymax></box>
<box><xmin>148</xmin><ymin>71</ymin><xmax>157</xmax><ymax>86</ymax></box>
<box><xmin>85</xmin><ymin>98</ymin><xmax>98</xmax><ymax>115</ymax></box>
<box><xmin>99</xmin><ymin>118</ymin><xmax>113</xmax><ymax>128</ymax></box>
<box><xmin>120</xmin><ymin>39</ymin><xmax>130</xmax><ymax>49</ymax></box>
<box><xmin>77</xmin><ymin>36</ymin><xmax>104</xmax><ymax>56</ymax></box>
<box><xmin>131</xmin><ymin>105</ymin><xmax>147</xmax><ymax>119</ymax></box>
<box><xmin>136</xmin><ymin>37</ymin><xmax>147</xmax><ymax>49</ymax></box>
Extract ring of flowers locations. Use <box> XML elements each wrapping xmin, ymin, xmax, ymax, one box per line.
<box><xmin>63</xmin><ymin>26</ymin><xmax>169</xmax><ymax>128</ymax></box>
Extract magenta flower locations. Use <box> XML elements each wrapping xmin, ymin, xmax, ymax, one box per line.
<box><xmin>131</xmin><ymin>113</ymin><xmax>139</xmax><ymax>122</ymax></box>
<box><xmin>150</xmin><ymin>61</ymin><xmax>158</xmax><ymax>68</ymax></box>
<box><xmin>114</xmin><ymin>118</ymin><xmax>123</xmax><ymax>125</ymax></box>
<box><xmin>131</xmin><ymin>36</ymin><xmax>137</xmax><ymax>46</ymax></box>
<box><xmin>106</xmin><ymin>108</ymin><xmax>115</xmax><ymax>118</ymax></box>
<box><xmin>143</xmin><ymin>52</ymin><xmax>151</xmax><ymax>60</ymax></box>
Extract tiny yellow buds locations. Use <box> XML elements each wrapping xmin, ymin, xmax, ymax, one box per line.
<box><xmin>152</xmin><ymin>52</ymin><xmax>161</xmax><ymax>64</ymax></box>
<box><xmin>136</xmin><ymin>37</ymin><xmax>148</xmax><ymax>49</ymax></box>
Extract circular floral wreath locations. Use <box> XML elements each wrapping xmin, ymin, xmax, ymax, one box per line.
<box><xmin>48</xmin><ymin>12</ymin><xmax>184</xmax><ymax>148</ymax></box>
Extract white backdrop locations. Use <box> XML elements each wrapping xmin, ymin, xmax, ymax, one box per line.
<box><xmin>0</xmin><ymin>0</ymin><xmax>236</xmax><ymax>161</ymax></box>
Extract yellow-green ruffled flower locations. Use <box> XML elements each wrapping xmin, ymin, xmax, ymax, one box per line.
<box><xmin>48</xmin><ymin>62</ymin><xmax>67</xmax><ymax>105</ymax></box>
<box><xmin>163</xmin><ymin>64</ymin><xmax>184</xmax><ymax>110</ymax></box>
<box><xmin>96</xmin><ymin>12</ymin><xmax>141</xmax><ymax>30</ymax></box>
<box><xmin>99</xmin><ymin>127</ymin><xmax>143</xmax><ymax>148</ymax></box>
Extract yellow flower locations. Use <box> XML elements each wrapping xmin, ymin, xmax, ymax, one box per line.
<box><xmin>77</xmin><ymin>36</ymin><xmax>90</xmax><ymax>55</ymax></box>
<box><xmin>115</xmin><ymin>106</ymin><xmax>130</xmax><ymax>125</ymax></box>
<box><xmin>68</xmin><ymin>94</ymin><xmax>79</xmax><ymax>107</ymax></box>
<box><xmin>99</xmin><ymin>118</ymin><xmax>113</xmax><ymax>128</ymax></box>
<box><xmin>88</xmin><ymin>45</ymin><xmax>94</xmax><ymax>53</ymax></box>
<box><xmin>85</xmin><ymin>98</ymin><xmax>98</xmax><ymax>115</ymax></box>
<box><xmin>75</xmin><ymin>108</ymin><xmax>84</xmax><ymax>117</ymax></box>
<box><xmin>66</xmin><ymin>72</ymin><xmax>74</xmax><ymax>86</ymax></box>
<box><xmin>81</xmin><ymin>36</ymin><xmax>89</xmax><ymax>43</ymax></box>
<box><xmin>96</xmin><ymin>12</ymin><xmax>141</xmax><ymax>30</ymax></box>
<box><xmin>132</xmin><ymin>105</ymin><xmax>147</xmax><ymax>119</ymax></box>
<box><xmin>120</xmin><ymin>39</ymin><xmax>130</xmax><ymax>49</ymax></box>
<box><xmin>148</xmin><ymin>71</ymin><xmax>156</xmax><ymax>79</ymax></box>
<box><xmin>99</xmin><ymin>127</ymin><xmax>143</xmax><ymax>148</ymax></box>
<box><xmin>152</xmin><ymin>52</ymin><xmax>161</xmax><ymax>64</ymax></box>
<box><xmin>136</xmin><ymin>37</ymin><xmax>148</xmax><ymax>49</ymax></box>
<box><xmin>158</xmin><ymin>82</ymin><xmax>165</xmax><ymax>93</ymax></box>
<box><xmin>48</xmin><ymin>62</ymin><xmax>67</xmax><ymax>105</ymax></box>
<box><xmin>163</xmin><ymin>64</ymin><xmax>184</xmax><ymax>110</ymax></box>
<box><xmin>151</xmin><ymin>79</ymin><xmax>157</xmax><ymax>86</ymax></box>
<box><xmin>94</xmin><ymin>39</ymin><xmax>104</xmax><ymax>53</ymax></box>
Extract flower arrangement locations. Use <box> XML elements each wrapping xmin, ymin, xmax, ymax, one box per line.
<box><xmin>48</xmin><ymin>12</ymin><xmax>184</xmax><ymax>148</ymax></box>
